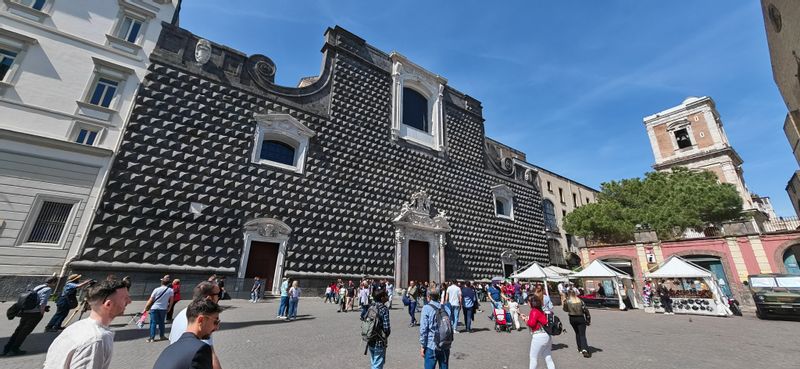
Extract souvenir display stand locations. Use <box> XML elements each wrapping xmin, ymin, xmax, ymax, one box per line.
<box><xmin>570</xmin><ymin>260</ymin><xmax>640</xmax><ymax>310</ymax></box>
<box><xmin>645</xmin><ymin>256</ymin><xmax>732</xmax><ymax>317</ymax></box>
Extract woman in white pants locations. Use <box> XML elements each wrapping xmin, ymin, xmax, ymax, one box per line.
<box><xmin>521</xmin><ymin>295</ymin><xmax>556</xmax><ymax>369</ymax></box>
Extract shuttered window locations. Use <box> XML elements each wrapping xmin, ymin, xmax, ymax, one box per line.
<box><xmin>26</xmin><ymin>201</ymin><xmax>74</xmax><ymax>244</ymax></box>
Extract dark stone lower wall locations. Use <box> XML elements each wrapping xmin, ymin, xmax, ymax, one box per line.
<box><xmin>0</xmin><ymin>275</ymin><xmax>53</xmax><ymax>301</ymax></box>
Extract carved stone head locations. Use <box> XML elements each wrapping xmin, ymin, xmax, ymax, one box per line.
<box><xmin>195</xmin><ymin>39</ymin><xmax>212</xmax><ymax>65</ymax></box>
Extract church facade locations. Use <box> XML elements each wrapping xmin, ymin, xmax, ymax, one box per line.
<box><xmin>69</xmin><ymin>24</ymin><xmax>549</xmax><ymax>294</ymax></box>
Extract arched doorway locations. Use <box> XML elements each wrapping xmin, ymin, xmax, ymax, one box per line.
<box><xmin>500</xmin><ymin>250</ymin><xmax>518</xmax><ymax>278</ymax></box>
<box><xmin>683</xmin><ymin>255</ymin><xmax>732</xmax><ymax>297</ymax></box>
<box><xmin>240</xmin><ymin>218</ymin><xmax>291</xmax><ymax>294</ymax></box>
<box><xmin>784</xmin><ymin>245</ymin><xmax>800</xmax><ymax>275</ymax></box>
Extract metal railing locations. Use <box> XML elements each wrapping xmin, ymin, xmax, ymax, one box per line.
<box><xmin>761</xmin><ymin>216</ymin><xmax>800</xmax><ymax>233</ymax></box>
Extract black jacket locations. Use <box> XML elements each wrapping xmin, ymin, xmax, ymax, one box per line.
<box><xmin>152</xmin><ymin>332</ymin><xmax>212</xmax><ymax>369</ymax></box>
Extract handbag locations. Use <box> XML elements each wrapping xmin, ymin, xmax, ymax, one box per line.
<box><xmin>582</xmin><ymin>303</ymin><xmax>591</xmax><ymax>326</ymax></box>
<box><xmin>402</xmin><ymin>295</ymin><xmax>411</xmax><ymax>306</ymax></box>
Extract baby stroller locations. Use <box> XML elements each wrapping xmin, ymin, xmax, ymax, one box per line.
<box><xmin>493</xmin><ymin>305</ymin><xmax>513</xmax><ymax>333</ymax></box>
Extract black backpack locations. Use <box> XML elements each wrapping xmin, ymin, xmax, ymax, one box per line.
<box><xmin>433</xmin><ymin>305</ymin><xmax>454</xmax><ymax>350</ymax></box>
<box><xmin>544</xmin><ymin>314</ymin><xmax>564</xmax><ymax>336</ymax></box>
<box><xmin>6</xmin><ymin>285</ymin><xmax>44</xmax><ymax>320</ymax></box>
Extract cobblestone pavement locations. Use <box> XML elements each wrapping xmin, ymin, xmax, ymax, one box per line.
<box><xmin>0</xmin><ymin>297</ymin><xmax>797</xmax><ymax>369</ymax></box>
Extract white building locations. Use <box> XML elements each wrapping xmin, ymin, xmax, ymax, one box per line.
<box><xmin>0</xmin><ymin>0</ymin><xmax>178</xmax><ymax>295</ymax></box>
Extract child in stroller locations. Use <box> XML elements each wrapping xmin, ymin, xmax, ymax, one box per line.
<box><xmin>492</xmin><ymin>302</ymin><xmax>513</xmax><ymax>333</ymax></box>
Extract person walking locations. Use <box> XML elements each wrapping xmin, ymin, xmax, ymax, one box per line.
<box><xmin>460</xmin><ymin>281</ymin><xmax>477</xmax><ymax>333</ymax></box>
<box><xmin>277</xmin><ymin>277</ymin><xmax>290</xmax><ymax>318</ymax></box>
<box><xmin>486</xmin><ymin>282</ymin><xmax>502</xmax><ymax>320</ymax></box>
<box><xmin>386</xmin><ymin>281</ymin><xmax>395</xmax><ymax>309</ymax></box>
<box><xmin>250</xmin><ymin>277</ymin><xmax>263</xmax><ymax>303</ymax></box>
<box><xmin>3</xmin><ymin>276</ymin><xmax>57</xmax><ymax>356</ymax></box>
<box><xmin>419</xmin><ymin>286</ymin><xmax>451</xmax><ymax>369</ymax></box>
<box><xmin>445</xmin><ymin>281</ymin><xmax>462</xmax><ymax>333</ymax></box>
<box><xmin>169</xmin><ymin>282</ymin><xmax>222</xmax><ymax>369</ymax></box>
<box><xmin>522</xmin><ymin>295</ymin><xmax>556</xmax><ymax>369</ymax></box>
<box><xmin>43</xmin><ymin>279</ymin><xmax>131</xmax><ymax>369</ymax></box>
<box><xmin>366</xmin><ymin>290</ymin><xmax>391</xmax><ymax>369</ymax></box>
<box><xmin>359</xmin><ymin>281</ymin><xmax>371</xmax><ymax>320</ymax></box>
<box><xmin>286</xmin><ymin>280</ymin><xmax>301</xmax><ymax>320</ymax></box>
<box><xmin>563</xmin><ymin>289</ymin><xmax>591</xmax><ymax>358</ymax></box>
<box><xmin>152</xmin><ymin>299</ymin><xmax>221</xmax><ymax>369</ymax></box>
<box><xmin>167</xmin><ymin>279</ymin><xmax>181</xmax><ymax>321</ymax></box>
<box><xmin>406</xmin><ymin>280</ymin><xmax>419</xmax><ymax>327</ymax></box>
<box><xmin>45</xmin><ymin>274</ymin><xmax>92</xmax><ymax>332</ymax></box>
<box><xmin>346</xmin><ymin>280</ymin><xmax>357</xmax><ymax>312</ymax></box>
<box><xmin>324</xmin><ymin>283</ymin><xmax>334</xmax><ymax>303</ymax></box>
<box><xmin>657</xmin><ymin>280</ymin><xmax>673</xmax><ymax>315</ymax></box>
<box><xmin>338</xmin><ymin>282</ymin><xmax>348</xmax><ymax>312</ymax></box>
<box><xmin>143</xmin><ymin>275</ymin><xmax>174</xmax><ymax>342</ymax></box>
<box><xmin>557</xmin><ymin>282</ymin><xmax>566</xmax><ymax>305</ymax></box>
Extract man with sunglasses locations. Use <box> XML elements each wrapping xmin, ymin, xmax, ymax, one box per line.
<box><xmin>152</xmin><ymin>299</ymin><xmax>222</xmax><ymax>369</ymax></box>
<box><xmin>43</xmin><ymin>278</ymin><xmax>131</xmax><ymax>369</ymax></box>
<box><xmin>169</xmin><ymin>281</ymin><xmax>223</xmax><ymax>369</ymax></box>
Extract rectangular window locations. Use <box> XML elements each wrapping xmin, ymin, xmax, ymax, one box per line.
<box><xmin>75</xmin><ymin>128</ymin><xmax>98</xmax><ymax>146</ymax></box>
<box><xmin>674</xmin><ymin>128</ymin><xmax>692</xmax><ymax>149</ymax></box>
<box><xmin>572</xmin><ymin>193</ymin><xmax>577</xmax><ymax>207</ymax></box>
<box><xmin>18</xmin><ymin>0</ymin><xmax>46</xmax><ymax>10</ymax></box>
<box><xmin>559</xmin><ymin>188</ymin><xmax>564</xmax><ymax>203</ymax></box>
<box><xmin>116</xmin><ymin>16</ymin><xmax>143</xmax><ymax>43</ymax></box>
<box><xmin>0</xmin><ymin>49</ymin><xmax>18</xmax><ymax>81</ymax></box>
<box><xmin>26</xmin><ymin>201</ymin><xmax>74</xmax><ymax>244</ymax></box>
<box><xmin>546</xmin><ymin>181</ymin><xmax>552</xmax><ymax>192</ymax></box>
<box><xmin>586</xmin><ymin>197</ymin><xmax>590</xmax><ymax>204</ymax></box>
<box><xmin>562</xmin><ymin>210</ymin><xmax>567</xmax><ymax>218</ymax></box>
<box><xmin>88</xmin><ymin>78</ymin><xmax>118</xmax><ymax>108</ymax></box>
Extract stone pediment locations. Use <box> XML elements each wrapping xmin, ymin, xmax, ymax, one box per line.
<box><xmin>393</xmin><ymin>190</ymin><xmax>450</xmax><ymax>232</ymax></box>
<box><xmin>244</xmin><ymin>218</ymin><xmax>292</xmax><ymax>239</ymax></box>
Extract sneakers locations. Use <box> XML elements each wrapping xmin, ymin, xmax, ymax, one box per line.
<box><xmin>145</xmin><ymin>338</ymin><xmax>154</xmax><ymax>343</ymax></box>
<box><xmin>582</xmin><ymin>350</ymin><xmax>591</xmax><ymax>358</ymax></box>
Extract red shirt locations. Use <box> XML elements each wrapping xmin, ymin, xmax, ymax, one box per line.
<box><xmin>527</xmin><ymin>307</ymin><xmax>548</xmax><ymax>331</ymax></box>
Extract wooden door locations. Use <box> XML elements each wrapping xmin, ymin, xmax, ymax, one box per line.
<box><xmin>246</xmin><ymin>242</ymin><xmax>279</xmax><ymax>289</ymax></box>
<box><xmin>408</xmin><ymin>240</ymin><xmax>430</xmax><ymax>283</ymax></box>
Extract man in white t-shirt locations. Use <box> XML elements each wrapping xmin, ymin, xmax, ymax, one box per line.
<box><xmin>170</xmin><ymin>281</ymin><xmax>222</xmax><ymax>369</ymax></box>
<box><xmin>43</xmin><ymin>279</ymin><xmax>131</xmax><ymax>369</ymax></box>
<box><xmin>143</xmin><ymin>275</ymin><xmax>174</xmax><ymax>342</ymax></box>
<box><xmin>445</xmin><ymin>281</ymin><xmax>463</xmax><ymax>333</ymax></box>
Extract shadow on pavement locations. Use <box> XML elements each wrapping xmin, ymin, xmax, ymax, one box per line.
<box><xmin>217</xmin><ymin>315</ymin><xmax>316</xmax><ymax>331</ymax></box>
<box><xmin>551</xmin><ymin>343</ymin><xmax>569</xmax><ymax>351</ymax></box>
<box><xmin>588</xmin><ymin>346</ymin><xmax>603</xmax><ymax>354</ymax></box>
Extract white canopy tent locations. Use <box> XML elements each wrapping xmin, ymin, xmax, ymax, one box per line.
<box><xmin>510</xmin><ymin>262</ymin><xmax>564</xmax><ymax>296</ymax></box>
<box><xmin>544</xmin><ymin>265</ymin><xmax>575</xmax><ymax>278</ymax></box>
<box><xmin>570</xmin><ymin>259</ymin><xmax>634</xmax><ymax>310</ymax></box>
<box><xmin>645</xmin><ymin>256</ymin><xmax>732</xmax><ymax>316</ymax></box>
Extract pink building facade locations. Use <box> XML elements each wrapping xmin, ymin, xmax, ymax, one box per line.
<box><xmin>579</xmin><ymin>230</ymin><xmax>800</xmax><ymax>305</ymax></box>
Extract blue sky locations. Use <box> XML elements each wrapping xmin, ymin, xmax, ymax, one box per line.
<box><xmin>180</xmin><ymin>1</ymin><xmax>796</xmax><ymax>216</ymax></box>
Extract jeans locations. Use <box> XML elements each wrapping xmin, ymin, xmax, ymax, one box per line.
<box><xmin>46</xmin><ymin>300</ymin><xmax>69</xmax><ymax>329</ymax></box>
<box><xmin>408</xmin><ymin>299</ymin><xmax>417</xmax><ymax>324</ymax></box>
<box><xmin>277</xmin><ymin>296</ymin><xmax>289</xmax><ymax>316</ymax></box>
<box><xmin>529</xmin><ymin>331</ymin><xmax>555</xmax><ymax>369</ymax></box>
<box><xmin>288</xmin><ymin>298</ymin><xmax>298</xmax><ymax>319</ymax></box>
<box><xmin>569</xmin><ymin>315</ymin><xmax>589</xmax><ymax>351</ymax></box>
<box><xmin>4</xmin><ymin>312</ymin><xmax>43</xmax><ymax>353</ymax></box>
<box><xmin>149</xmin><ymin>309</ymin><xmax>167</xmax><ymax>339</ymax></box>
<box><xmin>250</xmin><ymin>291</ymin><xmax>259</xmax><ymax>302</ymax></box>
<box><xmin>339</xmin><ymin>295</ymin><xmax>346</xmax><ymax>311</ymax></box>
<box><xmin>448</xmin><ymin>305</ymin><xmax>460</xmax><ymax>331</ymax></box>
<box><xmin>360</xmin><ymin>304</ymin><xmax>369</xmax><ymax>320</ymax></box>
<box><xmin>324</xmin><ymin>293</ymin><xmax>333</xmax><ymax>303</ymax></box>
<box><xmin>462</xmin><ymin>306</ymin><xmax>474</xmax><ymax>332</ymax></box>
<box><xmin>424</xmin><ymin>348</ymin><xmax>449</xmax><ymax>369</ymax></box>
<box><xmin>369</xmin><ymin>344</ymin><xmax>386</xmax><ymax>369</ymax></box>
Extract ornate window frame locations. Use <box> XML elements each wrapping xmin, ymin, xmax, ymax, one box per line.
<box><xmin>389</xmin><ymin>52</ymin><xmax>447</xmax><ymax>152</ymax></box>
<box><xmin>251</xmin><ymin>113</ymin><xmax>315</xmax><ymax>174</ymax></box>
<box><xmin>491</xmin><ymin>184</ymin><xmax>514</xmax><ymax>220</ymax></box>
<box><xmin>16</xmin><ymin>194</ymin><xmax>80</xmax><ymax>249</ymax></box>
<box><xmin>0</xmin><ymin>28</ymin><xmax>37</xmax><ymax>90</ymax></box>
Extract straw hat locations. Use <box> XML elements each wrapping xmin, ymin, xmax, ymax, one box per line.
<box><xmin>67</xmin><ymin>274</ymin><xmax>81</xmax><ymax>282</ymax></box>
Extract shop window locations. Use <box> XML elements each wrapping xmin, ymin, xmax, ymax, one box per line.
<box><xmin>251</xmin><ymin>113</ymin><xmax>315</xmax><ymax>174</ymax></box>
<box><xmin>674</xmin><ymin>128</ymin><xmax>692</xmax><ymax>149</ymax></box>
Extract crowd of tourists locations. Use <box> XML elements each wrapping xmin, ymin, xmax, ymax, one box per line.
<box><xmin>3</xmin><ymin>272</ymin><xmax>596</xmax><ymax>369</ymax></box>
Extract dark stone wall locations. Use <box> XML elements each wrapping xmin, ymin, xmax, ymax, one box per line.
<box><xmin>72</xmin><ymin>24</ymin><xmax>548</xmax><ymax>291</ymax></box>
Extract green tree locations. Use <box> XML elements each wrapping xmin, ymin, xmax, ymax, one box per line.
<box><xmin>563</xmin><ymin>167</ymin><xmax>743</xmax><ymax>243</ymax></box>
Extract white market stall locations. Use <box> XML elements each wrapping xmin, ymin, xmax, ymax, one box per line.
<box><xmin>510</xmin><ymin>262</ymin><xmax>565</xmax><ymax>296</ymax></box>
<box><xmin>645</xmin><ymin>256</ymin><xmax>732</xmax><ymax>317</ymax></box>
<box><xmin>570</xmin><ymin>260</ymin><xmax>640</xmax><ymax>310</ymax></box>
<box><xmin>544</xmin><ymin>265</ymin><xmax>575</xmax><ymax>278</ymax></box>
